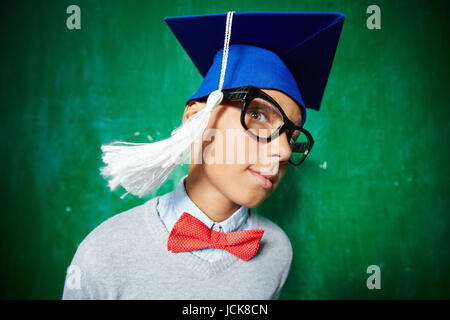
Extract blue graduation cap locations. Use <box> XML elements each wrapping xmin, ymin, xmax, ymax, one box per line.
<box><xmin>164</xmin><ymin>12</ymin><xmax>345</xmax><ymax>126</ymax></box>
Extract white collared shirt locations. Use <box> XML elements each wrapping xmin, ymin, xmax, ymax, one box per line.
<box><xmin>156</xmin><ymin>174</ymin><xmax>250</xmax><ymax>262</ymax></box>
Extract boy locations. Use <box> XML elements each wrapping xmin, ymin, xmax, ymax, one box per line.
<box><xmin>62</xmin><ymin>11</ymin><xmax>344</xmax><ymax>299</ymax></box>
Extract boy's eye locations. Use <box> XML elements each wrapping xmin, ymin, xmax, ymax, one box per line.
<box><xmin>244</xmin><ymin>98</ymin><xmax>283</xmax><ymax>138</ymax></box>
<box><xmin>249</xmin><ymin>111</ymin><xmax>267</xmax><ymax>122</ymax></box>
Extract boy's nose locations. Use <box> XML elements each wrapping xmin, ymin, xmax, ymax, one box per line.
<box><xmin>269</xmin><ymin>131</ymin><xmax>292</xmax><ymax>163</ymax></box>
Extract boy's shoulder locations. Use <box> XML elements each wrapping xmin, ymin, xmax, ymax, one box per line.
<box><xmin>249</xmin><ymin>209</ymin><xmax>293</xmax><ymax>262</ymax></box>
<box><xmin>63</xmin><ymin>200</ymin><xmax>155</xmax><ymax>299</ymax></box>
<box><xmin>69</xmin><ymin>199</ymin><xmax>154</xmax><ymax>270</ymax></box>
<box><xmin>83</xmin><ymin>200</ymin><xmax>149</xmax><ymax>244</ymax></box>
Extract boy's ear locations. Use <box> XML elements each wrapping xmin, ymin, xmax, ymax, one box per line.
<box><xmin>182</xmin><ymin>100</ymin><xmax>205</xmax><ymax>125</ymax></box>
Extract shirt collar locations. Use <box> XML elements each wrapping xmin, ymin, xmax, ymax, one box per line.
<box><xmin>170</xmin><ymin>175</ymin><xmax>249</xmax><ymax>233</ymax></box>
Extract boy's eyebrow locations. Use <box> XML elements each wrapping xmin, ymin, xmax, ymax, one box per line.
<box><xmin>294</xmin><ymin>111</ymin><xmax>303</xmax><ymax>127</ymax></box>
<box><xmin>288</xmin><ymin>102</ymin><xmax>304</xmax><ymax>127</ymax></box>
<box><xmin>278</xmin><ymin>103</ymin><xmax>303</xmax><ymax>127</ymax></box>
<box><xmin>249</xmin><ymin>100</ymin><xmax>282</xmax><ymax>117</ymax></box>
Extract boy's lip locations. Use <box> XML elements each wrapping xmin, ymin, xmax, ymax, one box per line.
<box><xmin>248</xmin><ymin>169</ymin><xmax>274</xmax><ymax>190</ymax></box>
<box><xmin>248</xmin><ymin>169</ymin><xmax>277</xmax><ymax>183</ymax></box>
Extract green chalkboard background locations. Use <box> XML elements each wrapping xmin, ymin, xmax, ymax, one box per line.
<box><xmin>1</xmin><ymin>0</ymin><xmax>449</xmax><ymax>299</ymax></box>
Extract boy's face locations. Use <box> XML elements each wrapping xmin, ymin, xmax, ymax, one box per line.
<box><xmin>183</xmin><ymin>88</ymin><xmax>302</xmax><ymax>208</ymax></box>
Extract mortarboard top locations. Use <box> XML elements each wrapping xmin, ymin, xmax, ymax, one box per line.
<box><xmin>164</xmin><ymin>12</ymin><xmax>345</xmax><ymax>127</ymax></box>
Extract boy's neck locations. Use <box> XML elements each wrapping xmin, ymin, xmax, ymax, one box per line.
<box><xmin>184</xmin><ymin>168</ymin><xmax>241</xmax><ymax>223</ymax></box>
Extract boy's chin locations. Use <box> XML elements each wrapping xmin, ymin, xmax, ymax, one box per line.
<box><xmin>232</xmin><ymin>191</ymin><xmax>269</xmax><ymax>209</ymax></box>
<box><xmin>242</xmin><ymin>201</ymin><xmax>262</xmax><ymax>209</ymax></box>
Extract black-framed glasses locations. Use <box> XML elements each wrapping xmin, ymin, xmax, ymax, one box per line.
<box><xmin>199</xmin><ymin>85</ymin><xmax>314</xmax><ymax>166</ymax></box>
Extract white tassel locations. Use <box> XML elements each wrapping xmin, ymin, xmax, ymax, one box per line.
<box><xmin>100</xmin><ymin>90</ymin><xmax>223</xmax><ymax>198</ymax></box>
<box><xmin>99</xmin><ymin>11</ymin><xmax>234</xmax><ymax>199</ymax></box>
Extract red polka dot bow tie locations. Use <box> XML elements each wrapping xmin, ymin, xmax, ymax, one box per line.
<box><xmin>167</xmin><ymin>212</ymin><xmax>264</xmax><ymax>261</ymax></box>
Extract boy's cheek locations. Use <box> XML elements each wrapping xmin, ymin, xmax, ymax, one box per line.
<box><xmin>202</xmin><ymin>163</ymin><xmax>266</xmax><ymax>207</ymax></box>
<box><xmin>275</xmin><ymin>164</ymin><xmax>288</xmax><ymax>185</ymax></box>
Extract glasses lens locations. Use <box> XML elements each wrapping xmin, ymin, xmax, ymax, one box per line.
<box><xmin>244</xmin><ymin>98</ymin><xmax>283</xmax><ymax>139</ymax></box>
<box><xmin>289</xmin><ymin>129</ymin><xmax>311</xmax><ymax>165</ymax></box>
